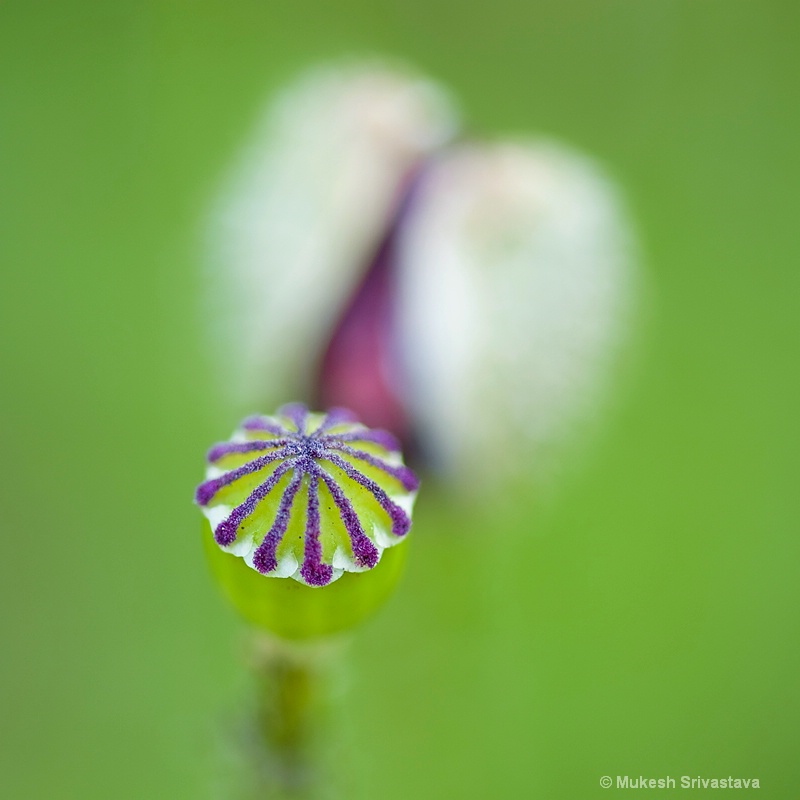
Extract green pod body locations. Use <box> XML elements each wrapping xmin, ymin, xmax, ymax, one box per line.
<box><xmin>203</xmin><ymin>520</ymin><xmax>408</xmax><ymax>639</ymax></box>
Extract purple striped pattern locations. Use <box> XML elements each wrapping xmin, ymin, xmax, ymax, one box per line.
<box><xmin>241</xmin><ymin>416</ymin><xmax>290</xmax><ymax>435</ymax></box>
<box><xmin>322</xmin><ymin>453</ymin><xmax>412</xmax><ymax>537</ymax></box>
<box><xmin>211</xmin><ymin>459</ymin><xmax>295</xmax><ymax>546</ymax></box>
<box><xmin>252</xmin><ymin>469</ymin><xmax>304</xmax><ymax>574</ymax></box>
<box><xmin>299</xmin><ymin>473</ymin><xmax>334</xmax><ymax>586</ymax></box>
<box><xmin>207</xmin><ymin>439</ymin><xmax>291</xmax><ymax>463</ymax></box>
<box><xmin>195</xmin><ymin>404</ymin><xmax>418</xmax><ymax>586</ymax></box>
<box><xmin>195</xmin><ymin>448</ymin><xmax>291</xmax><ymax>506</ymax></box>
<box><xmin>315</xmin><ymin>465</ymin><xmax>380</xmax><ymax>569</ymax></box>
<box><xmin>324</xmin><ymin>442</ymin><xmax>419</xmax><ymax>491</ymax></box>
<box><xmin>333</xmin><ymin>428</ymin><xmax>401</xmax><ymax>452</ymax></box>
<box><xmin>314</xmin><ymin>406</ymin><xmax>359</xmax><ymax>435</ymax></box>
<box><xmin>280</xmin><ymin>402</ymin><xmax>309</xmax><ymax>434</ymax></box>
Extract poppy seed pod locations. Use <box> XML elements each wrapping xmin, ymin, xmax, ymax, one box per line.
<box><xmin>196</xmin><ymin>404</ymin><xmax>419</xmax><ymax>638</ymax></box>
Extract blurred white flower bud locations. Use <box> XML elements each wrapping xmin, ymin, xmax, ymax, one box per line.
<box><xmin>209</xmin><ymin>62</ymin><xmax>457</xmax><ymax>406</ymax></box>
<box><xmin>396</xmin><ymin>141</ymin><xmax>636</xmax><ymax>485</ymax></box>
<box><xmin>207</xmin><ymin>61</ymin><xmax>637</xmax><ymax>489</ymax></box>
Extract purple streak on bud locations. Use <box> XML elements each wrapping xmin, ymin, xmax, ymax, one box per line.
<box><xmin>314</xmin><ymin>170</ymin><xmax>428</xmax><ymax>443</ymax></box>
<box><xmin>332</xmin><ymin>428</ymin><xmax>401</xmax><ymax>452</ymax></box>
<box><xmin>207</xmin><ymin>439</ymin><xmax>291</xmax><ymax>463</ymax></box>
<box><xmin>323</xmin><ymin>453</ymin><xmax>411</xmax><ymax>537</ymax></box>
<box><xmin>315</xmin><ymin>466</ymin><xmax>380</xmax><ymax>569</ymax></box>
<box><xmin>326</xmin><ymin>442</ymin><xmax>420</xmax><ymax>491</ymax></box>
<box><xmin>299</xmin><ymin>473</ymin><xmax>334</xmax><ymax>586</ymax></box>
<box><xmin>241</xmin><ymin>415</ymin><xmax>290</xmax><ymax>435</ymax></box>
<box><xmin>213</xmin><ymin>459</ymin><xmax>295</xmax><ymax>546</ymax></box>
<box><xmin>195</xmin><ymin>448</ymin><xmax>292</xmax><ymax>506</ymax></box>
<box><xmin>278</xmin><ymin>402</ymin><xmax>309</xmax><ymax>434</ymax></box>
<box><xmin>252</xmin><ymin>469</ymin><xmax>304</xmax><ymax>574</ymax></box>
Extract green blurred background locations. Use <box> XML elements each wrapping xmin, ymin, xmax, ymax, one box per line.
<box><xmin>2</xmin><ymin>1</ymin><xmax>799</xmax><ymax>797</ymax></box>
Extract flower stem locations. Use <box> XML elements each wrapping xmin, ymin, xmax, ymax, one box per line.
<box><xmin>242</xmin><ymin>633</ymin><xmax>345</xmax><ymax>799</ymax></box>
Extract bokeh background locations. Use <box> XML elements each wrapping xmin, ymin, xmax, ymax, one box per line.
<box><xmin>2</xmin><ymin>1</ymin><xmax>799</xmax><ymax>798</ymax></box>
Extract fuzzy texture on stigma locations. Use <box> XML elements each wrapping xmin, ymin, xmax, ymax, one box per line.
<box><xmin>195</xmin><ymin>403</ymin><xmax>419</xmax><ymax>587</ymax></box>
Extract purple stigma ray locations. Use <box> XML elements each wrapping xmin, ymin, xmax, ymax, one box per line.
<box><xmin>315</xmin><ymin>466</ymin><xmax>379</xmax><ymax>569</ymax></box>
<box><xmin>278</xmin><ymin>402</ymin><xmax>309</xmax><ymax>434</ymax></box>
<box><xmin>212</xmin><ymin>459</ymin><xmax>296</xmax><ymax>546</ymax></box>
<box><xmin>207</xmin><ymin>439</ymin><xmax>291</xmax><ymax>463</ymax></box>
<box><xmin>326</xmin><ymin>442</ymin><xmax>419</xmax><ymax>491</ymax></box>
<box><xmin>241</xmin><ymin>415</ymin><xmax>290</xmax><ymax>435</ymax></box>
<box><xmin>323</xmin><ymin>454</ymin><xmax>411</xmax><ymax>537</ymax></box>
<box><xmin>327</xmin><ymin>428</ymin><xmax>401</xmax><ymax>452</ymax></box>
<box><xmin>252</xmin><ymin>468</ymin><xmax>304</xmax><ymax>574</ymax></box>
<box><xmin>195</xmin><ymin>447</ymin><xmax>293</xmax><ymax>506</ymax></box>
<box><xmin>313</xmin><ymin>407</ymin><xmax>359</xmax><ymax>436</ymax></box>
<box><xmin>300</xmin><ymin>473</ymin><xmax>334</xmax><ymax>586</ymax></box>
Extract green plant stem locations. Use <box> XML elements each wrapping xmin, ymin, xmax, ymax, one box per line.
<box><xmin>244</xmin><ymin>633</ymin><xmax>345</xmax><ymax>800</ymax></box>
